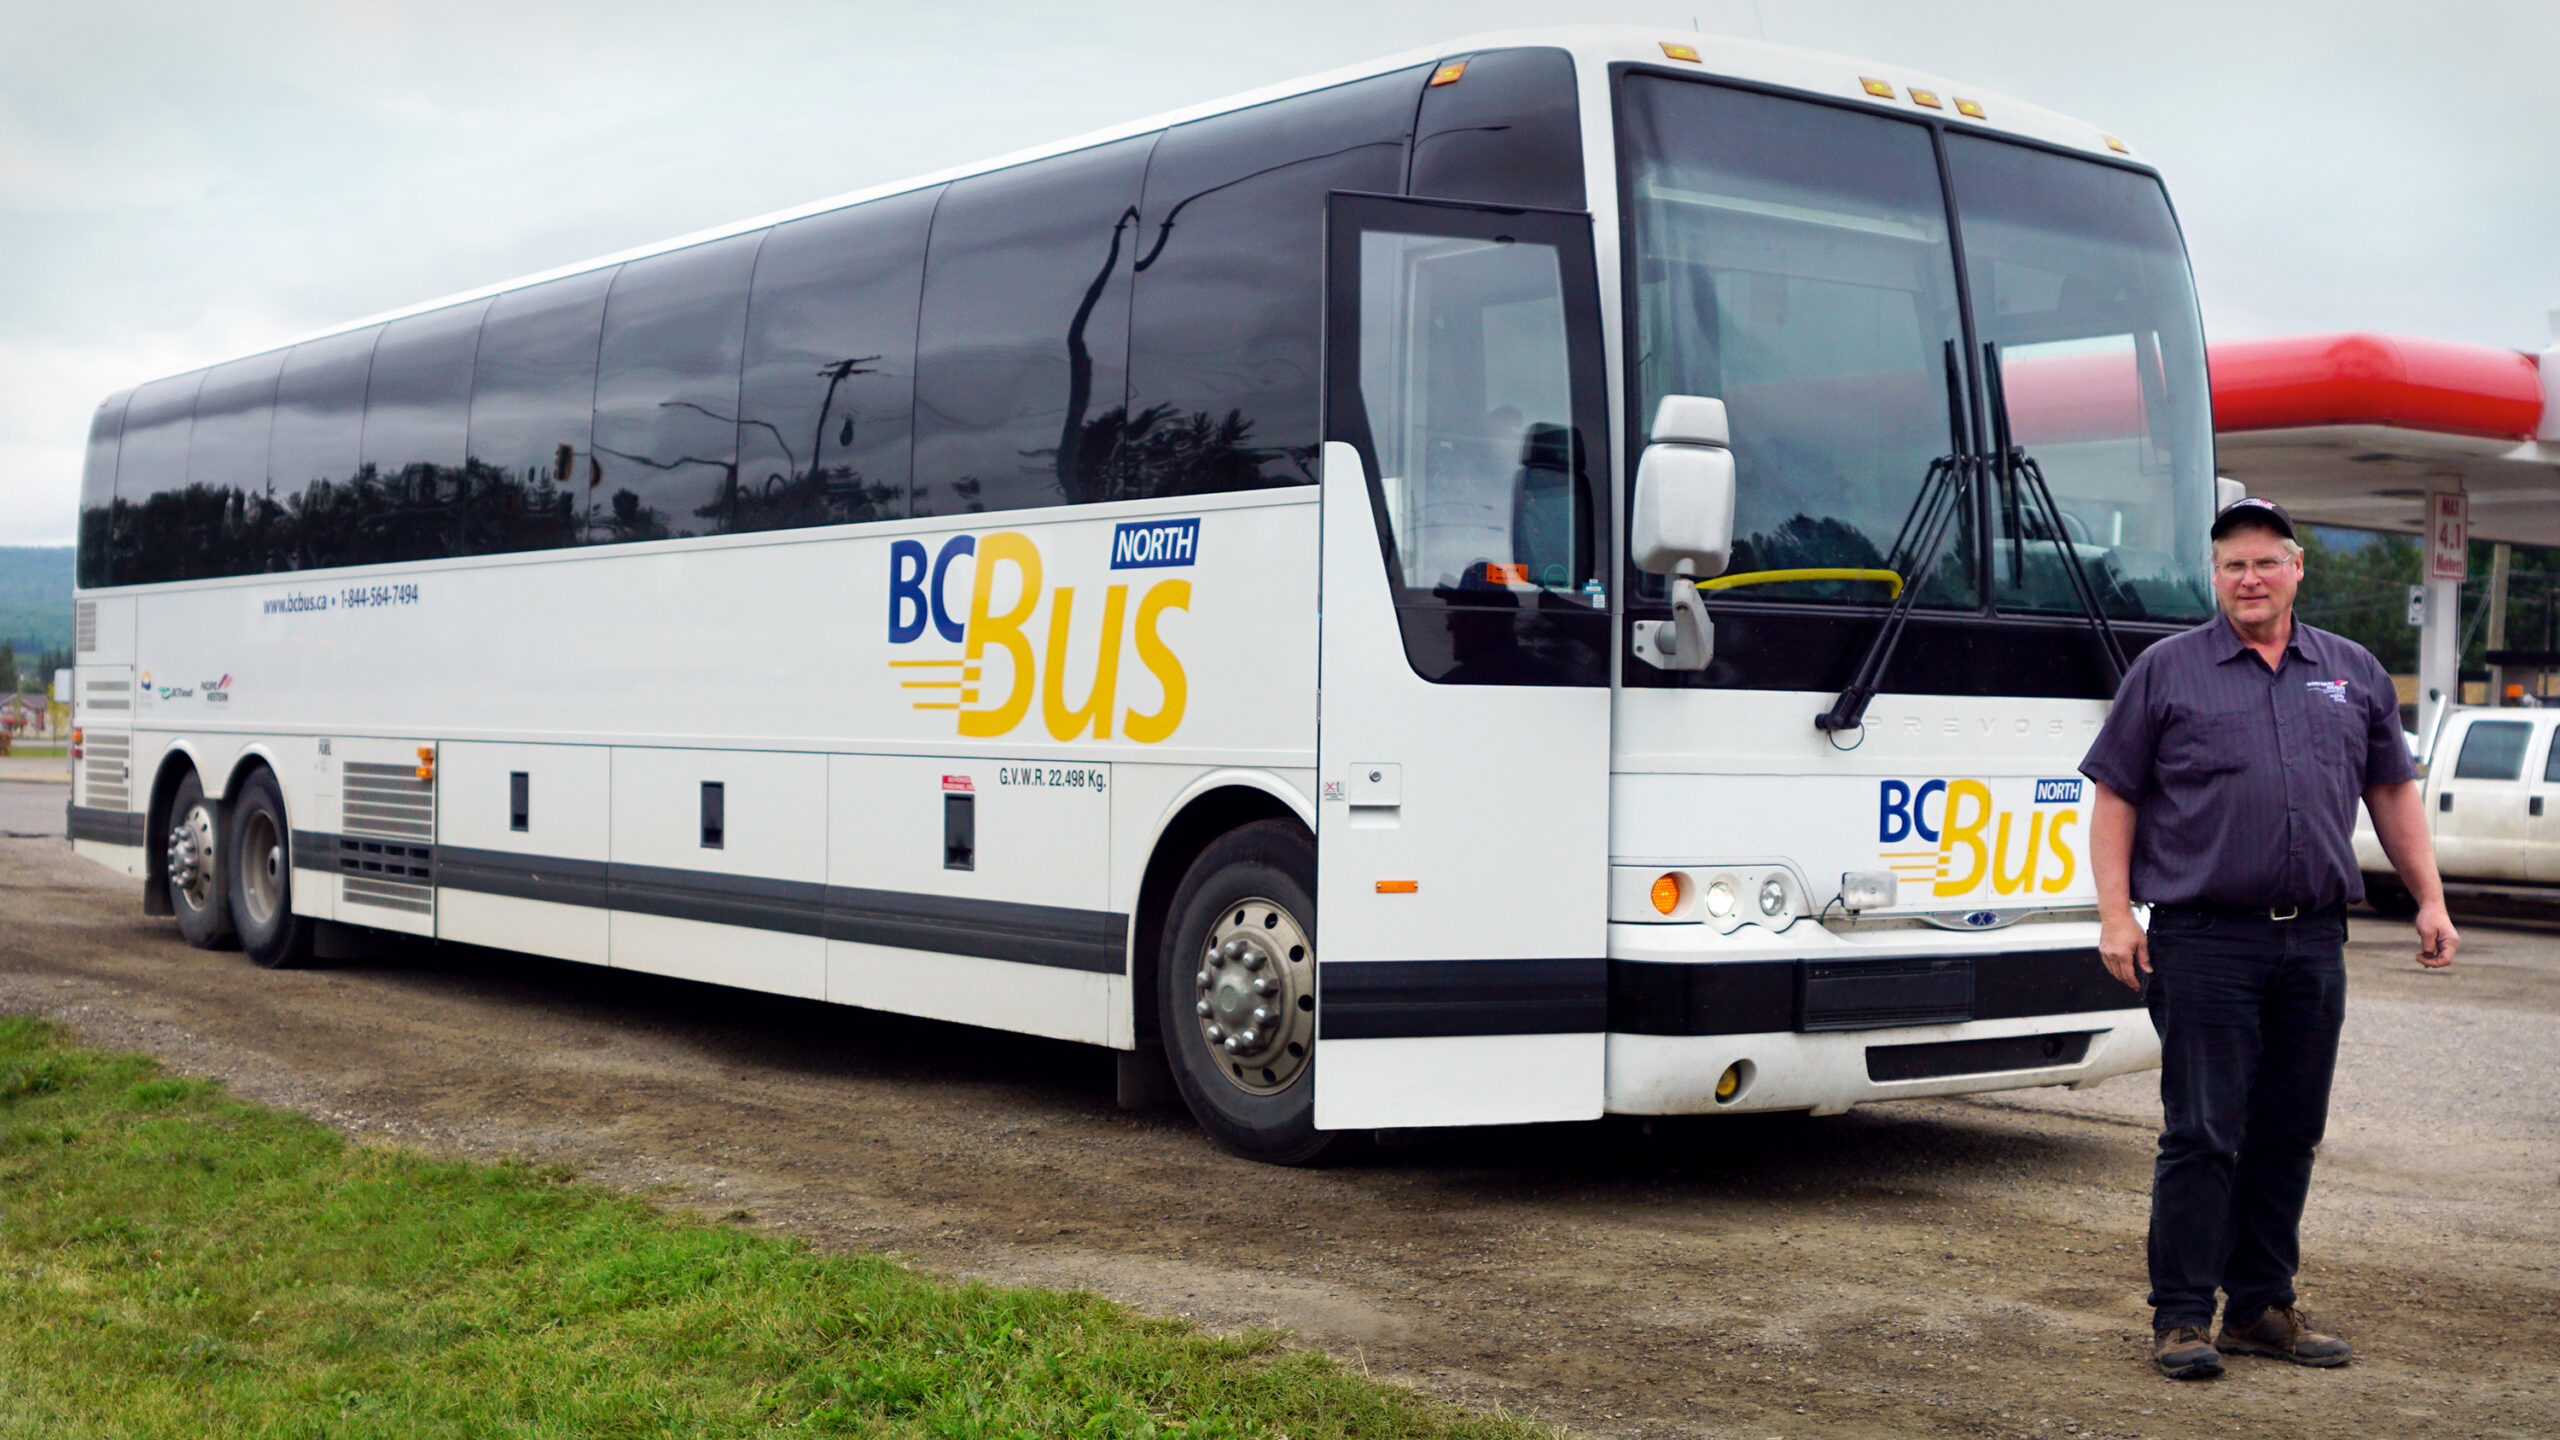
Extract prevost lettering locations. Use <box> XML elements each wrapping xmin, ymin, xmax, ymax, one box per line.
<box><xmin>887</xmin><ymin>530</ymin><xmax>1189</xmax><ymax>743</ymax></box>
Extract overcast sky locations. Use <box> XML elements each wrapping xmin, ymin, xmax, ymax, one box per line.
<box><xmin>3</xmin><ymin>0</ymin><xmax>2551</xmax><ymax>546</ymax></box>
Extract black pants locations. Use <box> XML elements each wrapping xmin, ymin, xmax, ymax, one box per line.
<box><xmin>2141</xmin><ymin>904</ymin><xmax>2348</xmax><ymax>1329</ymax></box>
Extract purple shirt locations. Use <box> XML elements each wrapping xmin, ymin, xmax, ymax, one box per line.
<box><xmin>2079</xmin><ymin>615</ymin><xmax>2415</xmax><ymax>910</ymax></box>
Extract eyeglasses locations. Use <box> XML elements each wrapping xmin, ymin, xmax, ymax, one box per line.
<box><xmin>2215</xmin><ymin>556</ymin><xmax>2295</xmax><ymax>580</ymax></box>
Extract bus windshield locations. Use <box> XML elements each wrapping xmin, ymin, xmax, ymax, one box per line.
<box><xmin>1947</xmin><ymin>133</ymin><xmax>2213</xmax><ymax>622</ymax></box>
<box><xmin>1622</xmin><ymin>76</ymin><xmax>2213</xmax><ymax>622</ymax></box>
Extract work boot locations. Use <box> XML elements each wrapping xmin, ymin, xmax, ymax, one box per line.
<box><xmin>2152</xmin><ymin>1325</ymin><xmax>2223</xmax><ymax>1379</ymax></box>
<box><xmin>2217</xmin><ymin>1305</ymin><xmax>2351</xmax><ymax>1367</ymax></box>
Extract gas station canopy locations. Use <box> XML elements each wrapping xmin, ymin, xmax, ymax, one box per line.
<box><xmin>2206</xmin><ymin>321</ymin><xmax>2560</xmax><ymax>729</ymax></box>
<box><xmin>2211</xmin><ymin>327</ymin><xmax>2560</xmax><ymax>546</ymax></box>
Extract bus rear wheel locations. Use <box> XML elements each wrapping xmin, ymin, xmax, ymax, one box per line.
<box><xmin>1159</xmin><ymin>820</ymin><xmax>1344</xmax><ymax>1165</ymax></box>
<box><xmin>166</xmin><ymin>771</ymin><xmax>237</xmax><ymax>950</ymax></box>
<box><xmin>225</xmin><ymin>769</ymin><xmax>314</xmax><ymax>970</ymax></box>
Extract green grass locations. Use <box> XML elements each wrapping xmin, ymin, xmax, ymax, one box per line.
<box><xmin>0</xmin><ymin>1016</ymin><xmax>1552</xmax><ymax>1439</ymax></box>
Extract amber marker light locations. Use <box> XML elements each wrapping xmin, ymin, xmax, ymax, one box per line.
<box><xmin>415</xmin><ymin>746</ymin><xmax>436</xmax><ymax>784</ymax></box>
<box><xmin>1658</xmin><ymin>41</ymin><xmax>1701</xmax><ymax>62</ymax></box>
<box><xmin>1954</xmin><ymin>97</ymin><xmax>1986</xmax><ymax>118</ymax></box>
<box><xmin>1907</xmin><ymin>87</ymin><xmax>1943</xmax><ymax>109</ymax></box>
<box><xmin>1650</xmin><ymin>873</ymin><xmax>1683</xmax><ymax>915</ymax></box>
<box><xmin>1376</xmin><ymin>880</ymin><xmax>1419</xmax><ymax>893</ymax></box>
<box><xmin>1429</xmin><ymin>61</ymin><xmax>1467</xmax><ymax>86</ymax></box>
<box><xmin>2104</xmin><ymin>134</ymin><xmax>2131</xmax><ymax>153</ymax></box>
<box><xmin>70</xmin><ymin>727</ymin><xmax>83</xmax><ymax>760</ymax></box>
<box><xmin>1859</xmin><ymin>76</ymin><xmax>1895</xmax><ymax>98</ymax></box>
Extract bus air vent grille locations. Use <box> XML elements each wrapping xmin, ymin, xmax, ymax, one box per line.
<box><xmin>333</xmin><ymin>834</ymin><xmax>434</xmax><ymax>914</ymax></box>
<box><xmin>83</xmin><ymin>677</ymin><xmax>129</xmax><ymax>712</ymax></box>
<box><xmin>74</xmin><ymin>602</ymin><xmax>97</xmax><ymax>653</ymax></box>
<box><xmin>342</xmin><ymin>761</ymin><xmax>434</xmax><ymax>841</ymax></box>
<box><xmin>81</xmin><ymin>731</ymin><xmax>131</xmax><ymax>810</ymax></box>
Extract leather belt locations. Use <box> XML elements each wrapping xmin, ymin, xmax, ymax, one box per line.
<box><xmin>2153</xmin><ymin>901</ymin><xmax>2340</xmax><ymax>923</ymax></box>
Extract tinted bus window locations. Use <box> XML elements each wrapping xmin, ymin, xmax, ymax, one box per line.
<box><xmin>113</xmin><ymin>372</ymin><xmax>207</xmax><ymax>585</ymax></box>
<box><xmin>468</xmin><ymin>270</ymin><xmax>614</xmax><ymax>552</ymax></box>
<box><xmin>914</xmin><ymin>137</ymin><xmax>1154</xmax><ymax>516</ymax></box>
<box><xmin>357</xmin><ymin>300</ymin><xmax>489</xmax><ymax>565</ymax></box>
<box><xmin>593</xmin><ymin>233</ymin><xmax>762</xmax><ymax>539</ymax></box>
<box><xmin>186</xmin><ymin>351</ymin><xmax>286</xmax><ymax>579</ymax></box>
<box><xmin>77</xmin><ymin>391</ymin><xmax>130</xmax><ymax>588</ymax></box>
<box><xmin>1126</xmin><ymin>68</ymin><xmax>1423</xmax><ymax>500</ymax></box>
<box><xmin>738</xmin><ymin>187</ymin><xmax>939</xmax><ymax>530</ymax></box>
<box><xmin>267</xmin><ymin>326</ymin><xmax>382</xmax><ymax>574</ymax></box>
<box><xmin>1408</xmin><ymin>47</ymin><xmax>1583</xmax><ymax>211</ymax></box>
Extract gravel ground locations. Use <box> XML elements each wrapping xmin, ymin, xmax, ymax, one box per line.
<box><xmin>1</xmin><ymin>798</ymin><xmax>2552</xmax><ymax>1440</ymax></box>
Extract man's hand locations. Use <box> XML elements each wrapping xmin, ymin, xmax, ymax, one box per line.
<box><xmin>2413</xmin><ymin>901</ymin><xmax>2458</xmax><ymax>969</ymax></box>
<box><xmin>2099</xmin><ymin>908</ymin><xmax>2149</xmax><ymax>991</ymax></box>
<box><xmin>2088</xmin><ymin>781</ymin><xmax>2147</xmax><ymax>990</ymax></box>
<box><xmin>2365</xmin><ymin>779</ymin><xmax>2457</xmax><ymax>972</ymax></box>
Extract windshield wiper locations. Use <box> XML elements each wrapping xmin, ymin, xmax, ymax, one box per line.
<box><xmin>1982</xmin><ymin>342</ymin><xmax>2129</xmax><ymax>690</ymax></box>
<box><xmin>1817</xmin><ymin>341</ymin><xmax>1980</xmax><ymax>734</ymax></box>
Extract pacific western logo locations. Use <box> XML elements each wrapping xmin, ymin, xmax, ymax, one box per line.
<box><xmin>1877</xmin><ymin>777</ymin><xmax>2083</xmax><ymax>898</ymax></box>
<box><xmin>887</xmin><ymin>525</ymin><xmax>1193</xmax><ymax>742</ymax></box>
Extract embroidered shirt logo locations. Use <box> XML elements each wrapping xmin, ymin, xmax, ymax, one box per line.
<box><xmin>2306</xmin><ymin>679</ymin><xmax>2351</xmax><ymax>705</ymax></box>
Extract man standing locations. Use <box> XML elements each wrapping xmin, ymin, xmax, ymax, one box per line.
<box><xmin>2080</xmin><ymin>498</ymin><xmax>2457</xmax><ymax>1380</ymax></box>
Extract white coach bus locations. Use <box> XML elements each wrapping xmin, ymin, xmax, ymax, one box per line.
<box><xmin>66</xmin><ymin>27</ymin><xmax>2210</xmax><ymax>1162</ymax></box>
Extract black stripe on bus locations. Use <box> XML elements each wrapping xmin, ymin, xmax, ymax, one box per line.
<box><xmin>305</xmin><ymin>836</ymin><xmax>1128</xmax><ymax>975</ymax></box>
<box><xmin>67</xmin><ymin>804</ymin><xmax>146</xmax><ymax>846</ymax></box>
<box><xmin>1318</xmin><ymin>957</ymin><xmax>1608</xmax><ymax>1039</ymax></box>
<box><xmin>1604</xmin><ymin>948</ymin><xmax>2138</xmax><ymax>1036</ymax></box>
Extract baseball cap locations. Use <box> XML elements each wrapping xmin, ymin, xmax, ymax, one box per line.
<box><xmin>2210</xmin><ymin>496</ymin><xmax>2296</xmax><ymax>542</ymax></box>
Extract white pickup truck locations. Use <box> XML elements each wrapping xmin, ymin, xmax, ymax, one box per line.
<box><xmin>2356</xmin><ymin>706</ymin><xmax>2560</xmax><ymax>913</ymax></box>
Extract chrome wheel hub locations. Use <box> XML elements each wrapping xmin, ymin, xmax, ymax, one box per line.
<box><xmin>1192</xmin><ymin>896</ymin><xmax>1314</xmax><ymax>1095</ymax></box>
<box><xmin>166</xmin><ymin>803</ymin><xmax>220</xmax><ymax>912</ymax></box>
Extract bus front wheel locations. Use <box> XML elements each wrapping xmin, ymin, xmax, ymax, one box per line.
<box><xmin>225</xmin><ymin>769</ymin><xmax>315</xmax><ymax>970</ymax></box>
<box><xmin>1158</xmin><ymin>820</ymin><xmax>1345</xmax><ymax>1165</ymax></box>
<box><xmin>166</xmin><ymin>771</ymin><xmax>237</xmax><ymax>950</ymax></box>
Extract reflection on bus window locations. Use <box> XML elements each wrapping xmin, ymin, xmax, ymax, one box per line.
<box><xmin>1358</xmin><ymin>231</ymin><xmax>1585</xmax><ymax>598</ymax></box>
<box><xmin>1949</xmin><ymin>134</ymin><xmax>2212</xmax><ymax>623</ymax></box>
<box><xmin>1623</xmin><ymin>78</ymin><xmax>1971</xmax><ymax>607</ymax></box>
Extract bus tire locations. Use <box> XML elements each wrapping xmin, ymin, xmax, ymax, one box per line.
<box><xmin>166</xmin><ymin>771</ymin><xmax>237</xmax><ymax>950</ymax></box>
<box><xmin>1159</xmin><ymin>819</ymin><xmax>1345</xmax><ymax>1166</ymax></box>
<box><xmin>225</xmin><ymin>769</ymin><xmax>315</xmax><ymax>970</ymax></box>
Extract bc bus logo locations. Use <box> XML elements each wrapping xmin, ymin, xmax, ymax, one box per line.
<box><xmin>887</xmin><ymin>525</ymin><xmax>1195</xmax><ymax>742</ymax></box>
<box><xmin>1878</xmin><ymin>777</ymin><xmax>2083</xmax><ymax>898</ymax></box>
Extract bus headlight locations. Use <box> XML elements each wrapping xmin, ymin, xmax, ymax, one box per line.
<box><xmin>1703</xmin><ymin>878</ymin><xmax>1737</xmax><ymax>918</ymax></box>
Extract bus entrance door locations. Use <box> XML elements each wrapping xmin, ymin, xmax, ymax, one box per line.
<box><xmin>1312</xmin><ymin>195</ymin><xmax>1611</xmax><ymax>1131</ymax></box>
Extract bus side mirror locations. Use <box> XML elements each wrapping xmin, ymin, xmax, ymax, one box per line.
<box><xmin>52</xmin><ymin>669</ymin><xmax>72</xmax><ymax>704</ymax></box>
<box><xmin>1630</xmin><ymin>395</ymin><xmax>1735</xmax><ymax>672</ymax></box>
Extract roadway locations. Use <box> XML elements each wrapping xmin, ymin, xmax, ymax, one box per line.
<box><xmin>0</xmin><ymin>810</ymin><xmax>2550</xmax><ymax>1439</ymax></box>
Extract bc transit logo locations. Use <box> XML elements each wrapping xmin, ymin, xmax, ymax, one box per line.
<box><xmin>887</xmin><ymin>526</ymin><xmax>1194</xmax><ymax>742</ymax></box>
<box><xmin>1877</xmin><ymin>778</ymin><xmax>2083</xmax><ymax>898</ymax></box>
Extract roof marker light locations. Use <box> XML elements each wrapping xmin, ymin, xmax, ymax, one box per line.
<box><xmin>2104</xmin><ymin>134</ymin><xmax>2132</xmax><ymax>153</ymax></box>
<box><xmin>1907</xmin><ymin>87</ymin><xmax>1943</xmax><ymax>109</ymax></box>
<box><xmin>1429</xmin><ymin>60</ymin><xmax>1467</xmax><ymax>87</ymax></box>
<box><xmin>1860</xmin><ymin>77</ymin><xmax>1895</xmax><ymax>98</ymax></box>
<box><xmin>1954</xmin><ymin>97</ymin><xmax>1986</xmax><ymax>118</ymax></box>
<box><xmin>1659</xmin><ymin>41</ymin><xmax>1702</xmax><ymax>62</ymax></box>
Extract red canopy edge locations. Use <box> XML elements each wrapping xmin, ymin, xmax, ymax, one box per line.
<box><xmin>2208</xmin><ymin>332</ymin><xmax>2544</xmax><ymax>440</ymax></box>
